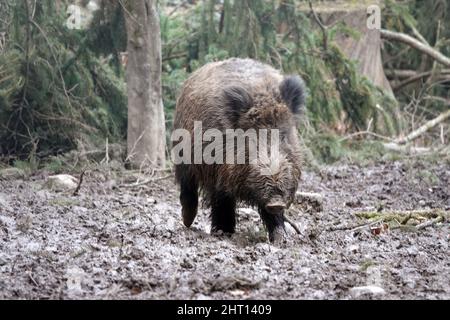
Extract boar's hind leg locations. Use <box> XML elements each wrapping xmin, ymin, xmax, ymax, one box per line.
<box><xmin>210</xmin><ymin>191</ymin><xmax>236</xmax><ymax>234</ymax></box>
<box><xmin>259</xmin><ymin>209</ymin><xmax>286</xmax><ymax>242</ymax></box>
<box><xmin>180</xmin><ymin>179</ymin><xmax>199</xmax><ymax>228</ymax></box>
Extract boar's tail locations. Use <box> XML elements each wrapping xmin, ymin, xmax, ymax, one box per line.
<box><xmin>279</xmin><ymin>75</ymin><xmax>307</xmax><ymax>115</ymax></box>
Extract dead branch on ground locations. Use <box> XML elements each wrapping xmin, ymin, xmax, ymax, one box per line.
<box><xmin>395</xmin><ymin>109</ymin><xmax>450</xmax><ymax>145</ymax></box>
<box><xmin>118</xmin><ymin>174</ymin><xmax>174</xmax><ymax>188</ymax></box>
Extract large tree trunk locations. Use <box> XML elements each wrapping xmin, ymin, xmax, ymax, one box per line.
<box><xmin>124</xmin><ymin>0</ymin><xmax>166</xmax><ymax>168</ymax></box>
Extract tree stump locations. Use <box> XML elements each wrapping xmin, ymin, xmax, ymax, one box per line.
<box><xmin>300</xmin><ymin>0</ymin><xmax>393</xmax><ymax>94</ymax></box>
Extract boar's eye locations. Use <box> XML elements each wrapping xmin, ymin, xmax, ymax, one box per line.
<box><xmin>223</xmin><ymin>86</ymin><xmax>253</xmax><ymax>125</ymax></box>
<box><xmin>279</xmin><ymin>75</ymin><xmax>306</xmax><ymax>115</ymax></box>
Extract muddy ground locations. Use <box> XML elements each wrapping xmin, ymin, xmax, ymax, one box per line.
<box><xmin>0</xmin><ymin>159</ymin><xmax>449</xmax><ymax>300</ymax></box>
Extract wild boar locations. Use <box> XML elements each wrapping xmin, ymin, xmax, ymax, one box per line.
<box><xmin>172</xmin><ymin>58</ymin><xmax>306</xmax><ymax>242</ymax></box>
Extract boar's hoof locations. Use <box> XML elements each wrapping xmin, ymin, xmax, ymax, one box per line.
<box><xmin>182</xmin><ymin>208</ymin><xmax>197</xmax><ymax>228</ymax></box>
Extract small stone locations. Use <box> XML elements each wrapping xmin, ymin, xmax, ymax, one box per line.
<box><xmin>66</xmin><ymin>267</ymin><xmax>87</xmax><ymax>294</ymax></box>
<box><xmin>180</xmin><ymin>258</ymin><xmax>194</xmax><ymax>269</ymax></box>
<box><xmin>295</xmin><ymin>191</ymin><xmax>324</xmax><ymax>213</ymax></box>
<box><xmin>46</xmin><ymin>174</ymin><xmax>78</xmax><ymax>192</ymax></box>
<box><xmin>129</xmin><ymin>248</ymin><xmax>145</xmax><ymax>260</ymax></box>
<box><xmin>350</xmin><ymin>285</ymin><xmax>386</xmax><ymax>298</ymax></box>
<box><xmin>195</xmin><ymin>294</ymin><xmax>212</xmax><ymax>300</ymax></box>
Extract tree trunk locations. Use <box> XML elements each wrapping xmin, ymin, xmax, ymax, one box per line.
<box><xmin>124</xmin><ymin>0</ymin><xmax>166</xmax><ymax>168</ymax></box>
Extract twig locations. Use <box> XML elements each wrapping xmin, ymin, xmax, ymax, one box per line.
<box><xmin>416</xmin><ymin>216</ymin><xmax>444</xmax><ymax>230</ymax></box>
<box><xmin>28</xmin><ymin>272</ymin><xmax>39</xmax><ymax>287</ymax></box>
<box><xmin>118</xmin><ymin>0</ymin><xmax>142</xmax><ymax>27</ymax></box>
<box><xmin>328</xmin><ymin>219</ymin><xmax>383</xmax><ymax>232</ymax></box>
<box><xmin>400</xmin><ymin>213</ymin><xmax>412</xmax><ymax>225</ymax></box>
<box><xmin>283</xmin><ymin>215</ymin><xmax>301</xmax><ymax>235</ymax></box>
<box><xmin>72</xmin><ymin>169</ymin><xmax>86</xmax><ymax>196</ymax></box>
<box><xmin>167</xmin><ymin>1</ymin><xmax>184</xmax><ymax>17</ymax></box>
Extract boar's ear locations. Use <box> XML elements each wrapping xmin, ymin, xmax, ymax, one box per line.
<box><xmin>279</xmin><ymin>75</ymin><xmax>306</xmax><ymax>114</ymax></box>
<box><xmin>223</xmin><ymin>86</ymin><xmax>253</xmax><ymax>125</ymax></box>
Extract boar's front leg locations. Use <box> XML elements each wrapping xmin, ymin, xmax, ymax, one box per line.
<box><xmin>259</xmin><ymin>208</ymin><xmax>286</xmax><ymax>242</ymax></box>
<box><xmin>180</xmin><ymin>177</ymin><xmax>199</xmax><ymax>228</ymax></box>
<box><xmin>210</xmin><ymin>191</ymin><xmax>236</xmax><ymax>234</ymax></box>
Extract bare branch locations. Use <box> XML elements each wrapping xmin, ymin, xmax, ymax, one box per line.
<box><xmin>396</xmin><ymin>109</ymin><xmax>450</xmax><ymax>145</ymax></box>
<box><xmin>381</xmin><ymin>29</ymin><xmax>450</xmax><ymax>67</ymax></box>
<box><xmin>393</xmin><ymin>71</ymin><xmax>450</xmax><ymax>91</ymax></box>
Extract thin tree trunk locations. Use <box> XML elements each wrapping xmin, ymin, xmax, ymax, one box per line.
<box><xmin>124</xmin><ymin>0</ymin><xmax>166</xmax><ymax>168</ymax></box>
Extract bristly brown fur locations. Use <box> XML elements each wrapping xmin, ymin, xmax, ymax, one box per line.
<box><xmin>173</xmin><ymin>58</ymin><xmax>306</xmax><ymax>241</ymax></box>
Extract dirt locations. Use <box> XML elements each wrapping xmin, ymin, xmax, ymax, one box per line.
<box><xmin>0</xmin><ymin>159</ymin><xmax>449</xmax><ymax>300</ymax></box>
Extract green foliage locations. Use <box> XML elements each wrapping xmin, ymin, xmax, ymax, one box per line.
<box><xmin>43</xmin><ymin>156</ymin><xmax>65</xmax><ymax>174</ymax></box>
<box><xmin>306</xmin><ymin>132</ymin><xmax>388</xmax><ymax>165</ymax></box>
<box><xmin>308</xmin><ymin>133</ymin><xmax>346</xmax><ymax>164</ymax></box>
<box><xmin>325</xmin><ymin>45</ymin><xmax>399</xmax><ymax>134</ymax></box>
<box><xmin>2</xmin><ymin>0</ymin><xmax>446</xmax><ymax>165</ymax></box>
<box><xmin>0</xmin><ymin>0</ymin><xmax>127</xmax><ymax>160</ymax></box>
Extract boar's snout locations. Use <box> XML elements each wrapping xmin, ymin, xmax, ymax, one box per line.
<box><xmin>265</xmin><ymin>198</ymin><xmax>286</xmax><ymax>215</ymax></box>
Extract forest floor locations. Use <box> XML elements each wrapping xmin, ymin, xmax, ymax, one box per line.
<box><xmin>0</xmin><ymin>158</ymin><xmax>449</xmax><ymax>300</ymax></box>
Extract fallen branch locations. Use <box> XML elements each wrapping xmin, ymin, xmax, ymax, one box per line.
<box><xmin>328</xmin><ymin>218</ymin><xmax>383</xmax><ymax>232</ymax></box>
<box><xmin>416</xmin><ymin>216</ymin><xmax>445</xmax><ymax>230</ymax></box>
<box><xmin>333</xmin><ymin>209</ymin><xmax>449</xmax><ymax>233</ymax></box>
<box><xmin>382</xmin><ymin>142</ymin><xmax>430</xmax><ymax>154</ymax></box>
<box><xmin>339</xmin><ymin>131</ymin><xmax>394</xmax><ymax>142</ymax></box>
<box><xmin>395</xmin><ymin>109</ymin><xmax>450</xmax><ymax>145</ymax></box>
<box><xmin>119</xmin><ymin>174</ymin><xmax>173</xmax><ymax>188</ymax></box>
<box><xmin>355</xmin><ymin>209</ymin><xmax>447</xmax><ymax>220</ymax></box>
<box><xmin>381</xmin><ymin>29</ymin><xmax>450</xmax><ymax>68</ymax></box>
